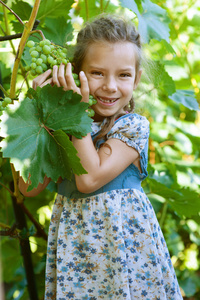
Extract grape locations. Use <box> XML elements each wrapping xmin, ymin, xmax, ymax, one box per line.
<box><xmin>36</xmin><ymin>66</ymin><xmax>43</xmax><ymax>74</ymax></box>
<box><xmin>29</xmin><ymin>47</ymin><xmax>36</xmax><ymax>53</ymax></box>
<box><xmin>62</xmin><ymin>59</ymin><xmax>68</xmax><ymax>64</ymax></box>
<box><xmin>43</xmin><ymin>39</ymin><xmax>51</xmax><ymax>45</ymax></box>
<box><xmin>73</xmin><ymin>73</ymin><xmax>78</xmax><ymax>80</ymax></box>
<box><xmin>87</xmin><ymin>108</ymin><xmax>95</xmax><ymax>118</ymax></box>
<box><xmin>36</xmin><ymin>58</ymin><xmax>43</xmax><ymax>65</ymax></box>
<box><xmin>47</xmin><ymin>56</ymin><xmax>54</xmax><ymax>64</ymax></box>
<box><xmin>2</xmin><ymin>97</ymin><xmax>12</xmax><ymax>107</ymax></box>
<box><xmin>88</xmin><ymin>95</ymin><xmax>97</xmax><ymax>106</ymax></box>
<box><xmin>30</xmin><ymin>50</ymin><xmax>39</xmax><ymax>58</ymax></box>
<box><xmin>27</xmin><ymin>40</ymin><xmax>35</xmax><ymax>48</ymax></box>
<box><xmin>39</xmin><ymin>40</ymin><xmax>45</xmax><ymax>47</ymax></box>
<box><xmin>42</xmin><ymin>63</ymin><xmax>48</xmax><ymax>71</ymax></box>
<box><xmin>74</xmin><ymin>79</ymin><xmax>80</xmax><ymax>87</ymax></box>
<box><xmin>0</xmin><ymin>97</ymin><xmax>12</xmax><ymax>114</ymax></box>
<box><xmin>30</xmin><ymin>63</ymin><xmax>37</xmax><ymax>70</ymax></box>
<box><xmin>43</xmin><ymin>45</ymin><xmax>51</xmax><ymax>55</ymax></box>
<box><xmin>36</xmin><ymin>45</ymin><xmax>42</xmax><ymax>52</ymax></box>
<box><xmin>30</xmin><ymin>69</ymin><xmax>36</xmax><ymax>76</ymax></box>
<box><xmin>4</xmin><ymin>97</ymin><xmax>12</xmax><ymax>104</ymax></box>
<box><xmin>40</xmin><ymin>54</ymin><xmax>47</xmax><ymax>63</ymax></box>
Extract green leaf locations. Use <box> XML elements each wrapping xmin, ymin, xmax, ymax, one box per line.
<box><xmin>179</xmin><ymin>277</ymin><xmax>197</xmax><ymax>297</ymax></box>
<box><xmin>0</xmin><ymin>85</ymin><xmax>92</xmax><ymax>190</ymax></box>
<box><xmin>149</xmin><ymin>61</ymin><xmax>176</xmax><ymax>95</ymax></box>
<box><xmin>11</xmin><ymin>1</ymin><xmax>32</xmax><ymax>20</ymax></box>
<box><xmin>140</xmin><ymin>0</ymin><xmax>170</xmax><ymax>43</ymax></box>
<box><xmin>148</xmin><ymin>178</ymin><xmax>200</xmax><ymax>218</ymax></box>
<box><xmin>74</xmin><ymin>0</ymin><xmax>118</xmax><ymax>21</ymax></box>
<box><xmin>120</xmin><ymin>0</ymin><xmax>170</xmax><ymax>43</ymax></box>
<box><xmin>28</xmin><ymin>85</ymin><xmax>91</xmax><ymax>138</ymax></box>
<box><xmin>52</xmin><ymin>129</ymin><xmax>87</xmax><ymax>177</ymax></box>
<box><xmin>37</xmin><ymin>0</ymin><xmax>74</xmax><ymax>22</ymax></box>
<box><xmin>161</xmin><ymin>68</ymin><xmax>176</xmax><ymax>95</ymax></box>
<box><xmin>169</xmin><ymin>90</ymin><xmax>200</xmax><ymax>111</ymax></box>
<box><xmin>161</xmin><ymin>39</ymin><xmax>176</xmax><ymax>55</ymax></box>
<box><xmin>39</xmin><ymin>17</ymin><xmax>73</xmax><ymax>46</ymax></box>
<box><xmin>167</xmin><ymin>188</ymin><xmax>200</xmax><ymax>219</ymax></box>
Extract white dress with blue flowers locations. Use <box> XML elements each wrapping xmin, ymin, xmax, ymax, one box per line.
<box><xmin>45</xmin><ymin>114</ymin><xmax>183</xmax><ymax>300</ymax></box>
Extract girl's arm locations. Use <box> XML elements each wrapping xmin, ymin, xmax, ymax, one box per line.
<box><xmin>72</xmin><ymin>134</ymin><xmax>139</xmax><ymax>193</ymax></box>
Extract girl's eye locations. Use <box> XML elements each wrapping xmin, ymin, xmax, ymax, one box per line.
<box><xmin>120</xmin><ymin>73</ymin><xmax>131</xmax><ymax>77</ymax></box>
<box><xmin>91</xmin><ymin>71</ymin><xmax>103</xmax><ymax>76</ymax></box>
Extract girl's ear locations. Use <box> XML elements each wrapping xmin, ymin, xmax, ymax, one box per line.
<box><xmin>133</xmin><ymin>69</ymin><xmax>142</xmax><ymax>89</ymax></box>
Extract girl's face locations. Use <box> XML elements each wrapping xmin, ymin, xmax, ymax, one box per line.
<box><xmin>81</xmin><ymin>41</ymin><xmax>142</xmax><ymax>121</ymax></box>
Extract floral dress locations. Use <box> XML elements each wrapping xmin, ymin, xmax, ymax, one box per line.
<box><xmin>45</xmin><ymin>113</ymin><xmax>183</xmax><ymax>300</ymax></box>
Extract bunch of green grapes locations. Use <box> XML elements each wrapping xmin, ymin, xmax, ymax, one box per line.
<box><xmin>0</xmin><ymin>97</ymin><xmax>12</xmax><ymax>116</ymax></box>
<box><xmin>25</xmin><ymin>39</ymin><xmax>80</xmax><ymax>85</ymax></box>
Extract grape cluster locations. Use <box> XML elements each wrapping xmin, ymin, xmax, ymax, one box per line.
<box><xmin>25</xmin><ymin>39</ymin><xmax>80</xmax><ymax>85</ymax></box>
<box><xmin>0</xmin><ymin>97</ymin><xmax>12</xmax><ymax>116</ymax></box>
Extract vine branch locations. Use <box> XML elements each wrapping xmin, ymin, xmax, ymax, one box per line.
<box><xmin>20</xmin><ymin>202</ymin><xmax>48</xmax><ymax>240</ymax></box>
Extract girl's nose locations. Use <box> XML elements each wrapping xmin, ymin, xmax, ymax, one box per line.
<box><xmin>102</xmin><ymin>77</ymin><xmax>117</xmax><ymax>92</ymax></box>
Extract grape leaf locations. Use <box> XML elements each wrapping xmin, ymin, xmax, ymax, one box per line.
<box><xmin>120</xmin><ymin>0</ymin><xmax>170</xmax><ymax>43</ymax></box>
<box><xmin>11</xmin><ymin>1</ymin><xmax>32</xmax><ymax>21</ymax></box>
<box><xmin>148</xmin><ymin>178</ymin><xmax>200</xmax><ymax>218</ymax></box>
<box><xmin>37</xmin><ymin>0</ymin><xmax>73</xmax><ymax>22</ymax></box>
<box><xmin>0</xmin><ymin>85</ymin><xmax>92</xmax><ymax>190</ymax></box>
<box><xmin>40</xmin><ymin>17</ymin><xmax>73</xmax><ymax>46</ymax></box>
<box><xmin>169</xmin><ymin>90</ymin><xmax>200</xmax><ymax>111</ymax></box>
<box><xmin>27</xmin><ymin>85</ymin><xmax>91</xmax><ymax>138</ymax></box>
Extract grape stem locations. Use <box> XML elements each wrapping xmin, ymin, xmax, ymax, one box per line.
<box><xmin>0</xmin><ymin>0</ymin><xmax>24</xmax><ymax>25</ymax></box>
<box><xmin>31</xmin><ymin>29</ymin><xmax>46</xmax><ymax>40</ymax></box>
<box><xmin>0</xmin><ymin>84</ymin><xmax>9</xmax><ymax>97</ymax></box>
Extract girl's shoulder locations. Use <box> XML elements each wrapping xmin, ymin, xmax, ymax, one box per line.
<box><xmin>111</xmin><ymin>113</ymin><xmax>149</xmax><ymax>136</ymax></box>
<box><xmin>107</xmin><ymin>113</ymin><xmax>149</xmax><ymax>154</ymax></box>
<box><xmin>114</xmin><ymin>112</ymin><xmax>149</xmax><ymax>127</ymax></box>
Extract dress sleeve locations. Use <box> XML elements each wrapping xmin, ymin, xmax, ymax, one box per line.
<box><xmin>106</xmin><ymin>114</ymin><xmax>149</xmax><ymax>155</ymax></box>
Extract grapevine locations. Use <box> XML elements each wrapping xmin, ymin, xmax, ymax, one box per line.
<box><xmin>25</xmin><ymin>38</ymin><xmax>97</xmax><ymax>116</ymax></box>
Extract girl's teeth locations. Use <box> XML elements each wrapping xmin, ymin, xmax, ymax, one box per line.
<box><xmin>99</xmin><ymin>97</ymin><xmax>116</xmax><ymax>103</ymax></box>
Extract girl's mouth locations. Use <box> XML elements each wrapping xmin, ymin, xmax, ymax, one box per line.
<box><xmin>97</xmin><ymin>97</ymin><xmax>119</xmax><ymax>104</ymax></box>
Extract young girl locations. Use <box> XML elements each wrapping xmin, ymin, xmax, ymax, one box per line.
<box><xmin>20</xmin><ymin>15</ymin><xmax>183</xmax><ymax>300</ymax></box>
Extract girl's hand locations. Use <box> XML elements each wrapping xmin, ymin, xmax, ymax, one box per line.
<box><xmin>53</xmin><ymin>63</ymin><xmax>90</xmax><ymax>103</ymax></box>
<box><xmin>32</xmin><ymin>69</ymin><xmax>53</xmax><ymax>90</ymax></box>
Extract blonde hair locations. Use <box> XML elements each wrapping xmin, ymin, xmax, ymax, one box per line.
<box><xmin>72</xmin><ymin>14</ymin><xmax>142</xmax><ymax>146</ymax></box>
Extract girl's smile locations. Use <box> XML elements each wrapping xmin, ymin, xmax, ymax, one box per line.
<box><xmin>81</xmin><ymin>41</ymin><xmax>142</xmax><ymax>121</ymax></box>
